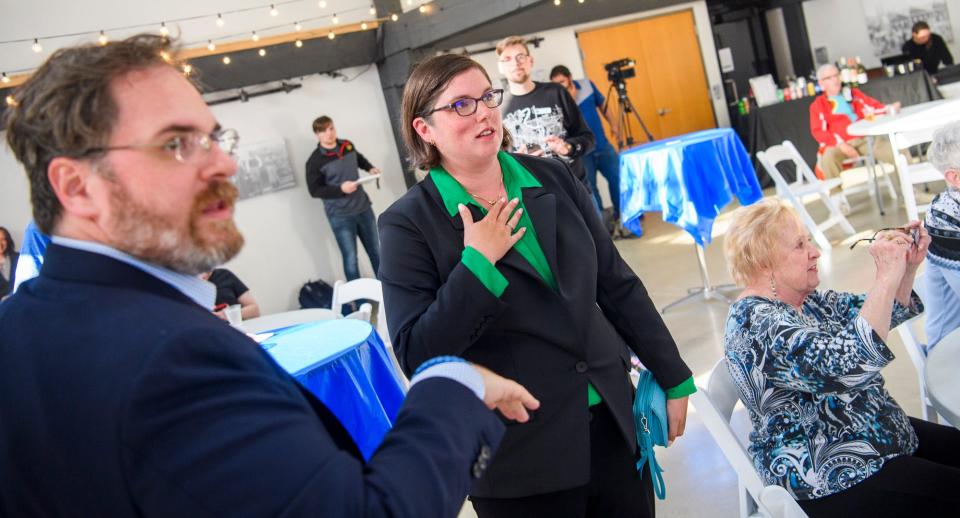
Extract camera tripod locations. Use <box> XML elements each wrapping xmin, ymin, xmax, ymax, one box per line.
<box><xmin>603</xmin><ymin>80</ymin><xmax>654</xmax><ymax>148</ymax></box>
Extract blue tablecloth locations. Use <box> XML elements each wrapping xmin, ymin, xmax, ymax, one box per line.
<box><xmin>262</xmin><ymin>319</ymin><xmax>406</xmax><ymax>460</ymax></box>
<box><xmin>620</xmin><ymin>128</ymin><xmax>762</xmax><ymax>245</ymax></box>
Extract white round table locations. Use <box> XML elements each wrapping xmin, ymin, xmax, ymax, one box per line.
<box><xmin>846</xmin><ymin>98</ymin><xmax>960</xmax><ymax>215</ymax></box>
<box><xmin>924</xmin><ymin>326</ymin><xmax>960</xmax><ymax>428</ymax></box>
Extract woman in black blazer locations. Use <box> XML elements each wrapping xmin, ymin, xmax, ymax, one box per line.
<box><xmin>0</xmin><ymin>227</ymin><xmax>19</xmax><ymax>298</ymax></box>
<box><xmin>378</xmin><ymin>54</ymin><xmax>693</xmax><ymax>518</ymax></box>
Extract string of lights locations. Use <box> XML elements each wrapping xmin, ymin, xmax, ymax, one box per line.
<box><xmin>2</xmin><ymin>0</ymin><xmax>586</xmax><ymax>97</ymax></box>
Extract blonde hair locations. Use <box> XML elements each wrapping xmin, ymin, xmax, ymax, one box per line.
<box><xmin>724</xmin><ymin>199</ymin><xmax>801</xmax><ymax>286</ymax></box>
<box><xmin>495</xmin><ymin>36</ymin><xmax>530</xmax><ymax>56</ymax></box>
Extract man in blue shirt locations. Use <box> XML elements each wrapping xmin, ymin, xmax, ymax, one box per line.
<box><xmin>551</xmin><ymin>65</ymin><xmax>624</xmax><ymax>224</ymax></box>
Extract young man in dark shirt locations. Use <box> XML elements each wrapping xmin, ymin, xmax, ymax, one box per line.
<box><xmin>496</xmin><ymin>36</ymin><xmax>594</xmax><ymax>188</ymax></box>
<box><xmin>305</xmin><ymin>116</ymin><xmax>381</xmax><ymax>280</ymax></box>
<box><xmin>902</xmin><ymin>21</ymin><xmax>954</xmax><ymax>76</ymax></box>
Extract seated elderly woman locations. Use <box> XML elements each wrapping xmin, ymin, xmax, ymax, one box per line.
<box><xmin>722</xmin><ymin>199</ymin><xmax>960</xmax><ymax>516</ymax></box>
<box><xmin>923</xmin><ymin>121</ymin><xmax>960</xmax><ymax>350</ymax></box>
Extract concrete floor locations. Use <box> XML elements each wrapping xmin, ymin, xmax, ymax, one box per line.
<box><xmin>458</xmin><ymin>173</ymin><xmax>942</xmax><ymax>517</ymax></box>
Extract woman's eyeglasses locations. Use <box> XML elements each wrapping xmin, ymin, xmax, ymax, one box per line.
<box><xmin>849</xmin><ymin>227</ymin><xmax>920</xmax><ymax>249</ymax></box>
<box><xmin>424</xmin><ymin>89</ymin><xmax>504</xmax><ymax>117</ymax></box>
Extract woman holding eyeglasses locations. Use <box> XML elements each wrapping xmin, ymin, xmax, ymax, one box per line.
<box><xmin>378</xmin><ymin>54</ymin><xmax>693</xmax><ymax>518</ymax></box>
<box><xmin>723</xmin><ymin>199</ymin><xmax>960</xmax><ymax>516</ymax></box>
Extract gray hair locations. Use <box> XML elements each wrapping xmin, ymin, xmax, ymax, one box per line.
<box><xmin>816</xmin><ymin>63</ymin><xmax>838</xmax><ymax>80</ymax></box>
<box><xmin>928</xmin><ymin>121</ymin><xmax>960</xmax><ymax>174</ymax></box>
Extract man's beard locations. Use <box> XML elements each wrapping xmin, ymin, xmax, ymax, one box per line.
<box><xmin>106</xmin><ymin>177</ymin><xmax>245</xmax><ymax>275</ymax></box>
<box><xmin>509</xmin><ymin>69</ymin><xmax>530</xmax><ymax>85</ymax></box>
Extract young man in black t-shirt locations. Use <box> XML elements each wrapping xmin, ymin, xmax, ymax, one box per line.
<box><xmin>496</xmin><ymin>36</ymin><xmax>594</xmax><ymax>188</ymax></box>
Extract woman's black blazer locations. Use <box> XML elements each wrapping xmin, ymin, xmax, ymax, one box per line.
<box><xmin>378</xmin><ymin>153</ymin><xmax>691</xmax><ymax>498</ymax></box>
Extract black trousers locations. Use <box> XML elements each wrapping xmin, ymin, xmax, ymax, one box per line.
<box><xmin>471</xmin><ymin>402</ymin><xmax>654</xmax><ymax>518</ymax></box>
<box><xmin>799</xmin><ymin>417</ymin><xmax>960</xmax><ymax>517</ymax></box>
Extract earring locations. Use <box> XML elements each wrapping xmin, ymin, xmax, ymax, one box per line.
<box><xmin>769</xmin><ymin>275</ymin><xmax>779</xmax><ymax>300</ymax></box>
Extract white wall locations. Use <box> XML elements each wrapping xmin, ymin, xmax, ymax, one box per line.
<box><xmin>0</xmin><ymin>66</ymin><xmax>405</xmax><ymax>314</ymax></box>
<box><xmin>469</xmin><ymin>1</ymin><xmax>730</xmax><ymax>129</ymax></box>
<box><xmin>804</xmin><ymin>0</ymin><xmax>960</xmax><ymax>70</ymax></box>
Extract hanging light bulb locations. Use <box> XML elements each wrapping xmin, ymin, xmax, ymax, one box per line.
<box><xmin>216</xmin><ymin>13</ymin><xmax>225</xmax><ymax>27</ymax></box>
<box><xmin>318</xmin><ymin>0</ymin><xmax>327</xmax><ymax>7</ymax></box>
<box><xmin>369</xmin><ymin>5</ymin><xmax>376</xmax><ymax>15</ymax></box>
<box><xmin>222</xmin><ymin>56</ymin><xmax>231</xmax><ymax>65</ymax></box>
<box><xmin>258</xmin><ymin>48</ymin><xmax>266</xmax><ymax>57</ymax></box>
<box><xmin>5</xmin><ymin>95</ymin><xmax>17</xmax><ymax>107</ymax></box>
<box><xmin>207</xmin><ymin>40</ymin><xmax>216</xmax><ymax>51</ymax></box>
<box><xmin>32</xmin><ymin>39</ymin><xmax>42</xmax><ymax>53</ymax></box>
<box><xmin>294</xmin><ymin>21</ymin><xmax>302</xmax><ymax>31</ymax></box>
<box><xmin>332</xmin><ymin>13</ymin><xmax>339</xmax><ymax>24</ymax></box>
<box><xmin>160</xmin><ymin>51</ymin><xmax>171</xmax><ymax>62</ymax></box>
<box><xmin>553</xmin><ymin>0</ymin><xmax>561</xmax><ymax>5</ymax></box>
<box><xmin>182</xmin><ymin>64</ymin><xmax>193</xmax><ymax>75</ymax></box>
<box><xmin>98</xmin><ymin>31</ymin><xmax>108</xmax><ymax>45</ymax></box>
<box><xmin>270</xmin><ymin>4</ymin><xmax>278</xmax><ymax>16</ymax></box>
<box><xmin>391</xmin><ymin>13</ymin><xmax>399</xmax><ymax>21</ymax></box>
<box><xmin>1</xmin><ymin>73</ymin><xmax>10</xmax><ymax>84</ymax></box>
<box><xmin>361</xmin><ymin>22</ymin><xmax>368</xmax><ymax>30</ymax></box>
<box><xmin>328</xmin><ymin>31</ymin><xmax>336</xmax><ymax>40</ymax></box>
<box><xmin>251</xmin><ymin>31</ymin><xmax>260</xmax><ymax>42</ymax></box>
<box><xmin>295</xmin><ymin>39</ymin><xmax>303</xmax><ymax>48</ymax></box>
<box><xmin>419</xmin><ymin>4</ymin><xmax>428</xmax><ymax>13</ymax></box>
<box><xmin>159</xmin><ymin>22</ymin><xmax>169</xmax><ymax>36</ymax></box>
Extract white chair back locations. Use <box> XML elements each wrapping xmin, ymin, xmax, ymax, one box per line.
<box><xmin>240</xmin><ymin>308</ymin><xmax>337</xmax><ymax>334</ymax></box>
<box><xmin>890</xmin><ymin>127</ymin><xmax>944</xmax><ymax>221</ymax></box>
<box><xmin>332</xmin><ymin>278</ymin><xmax>387</xmax><ymax>340</ymax></box>
<box><xmin>691</xmin><ymin>360</ymin><xmax>808</xmax><ymax>518</ymax></box>
<box><xmin>756</xmin><ymin>141</ymin><xmax>855</xmax><ymax>250</ymax></box>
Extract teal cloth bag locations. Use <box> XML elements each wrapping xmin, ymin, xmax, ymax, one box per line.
<box><xmin>633</xmin><ymin>368</ymin><xmax>668</xmax><ymax>500</ymax></box>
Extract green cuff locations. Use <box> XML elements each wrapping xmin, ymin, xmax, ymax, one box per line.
<box><xmin>665</xmin><ymin>376</ymin><xmax>696</xmax><ymax>399</ymax></box>
<box><xmin>462</xmin><ymin>246</ymin><xmax>508</xmax><ymax>298</ymax></box>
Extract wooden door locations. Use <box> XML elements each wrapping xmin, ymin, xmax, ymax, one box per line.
<box><xmin>577</xmin><ymin>10</ymin><xmax>716</xmax><ymax>146</ymax></box>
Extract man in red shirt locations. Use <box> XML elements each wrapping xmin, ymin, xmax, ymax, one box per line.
<box><xmin>810</xmin><ymin>64</ymin><xmax>900</xmax><ymax>180</ymax></box>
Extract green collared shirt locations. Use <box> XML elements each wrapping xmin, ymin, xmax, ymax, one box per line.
<box><xmin>429</xmin><ymin>151</ymin><xmax>694</xmax><ymax>403</ymax></box>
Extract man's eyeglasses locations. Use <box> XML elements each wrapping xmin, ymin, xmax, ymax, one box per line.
<box><xmin>849</xmin><ymin>227</ymin><xmax>920</xmax><ymax>249</ymax></box>
<box><xmin>80</xmin><ymin>128</ymin><xmax>240</xmax><ymax>164</ymax></box>
<box><xmin>498</xmin><ymin>53</ymin><xmax>530</xmax><ymax>65</ymax></box>
<box><xmin>424</xmin><ymin>89</ymin><xmax>504</xmax><ymax>117</ymax></box>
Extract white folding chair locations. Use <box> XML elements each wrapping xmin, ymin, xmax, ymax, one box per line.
<box><xmin>757</xmin><ymin>141</ymin><xmax>856</xmax><ymax>250</ymax></box>
<box><xmin>690</xmin><ymin>360</ymin><xmax>808</xmax><ymax>518</ymax></box>
<box><xmin>332</xmin><ymin>278</ymin><xmax>408</xmax><ymax>387</ymax></box>
<box><xmin>893</xmin><ymin>274</ymin><xmax>941</xmax><ymax>423</ymax></box>
<box><xmin>240</xmin><ymin>308</ymin><xmax>337</xmax><ymax>334</ymax></box>
<box><xmin>890</xmin><ymin>127</ymin><xmax>943</xmax><ymax>221</ymax></box>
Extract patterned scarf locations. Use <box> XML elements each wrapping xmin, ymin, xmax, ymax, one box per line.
<box><xmin>925</xmin><ymin>189</ymin><xmax>960</xmax><ymax>270</ymax></box>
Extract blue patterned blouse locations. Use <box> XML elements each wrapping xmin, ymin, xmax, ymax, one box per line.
<box><xmin>724</xmin><ymin>290</ymin><xmax>921</xmax><ymax>500</ymax></box>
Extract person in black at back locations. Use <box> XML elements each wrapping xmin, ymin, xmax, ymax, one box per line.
<box><xmin>0</xmin><ymin>227</ymin><xmax>19</xmax><ymax>298</ymax></box>
<box><xmin>305</xmin><ymin>116</ymin><xmax>382</xmax><ymax>281</ymax></box>
<box><xmin>902</xmin><ymin>21</ymin><xmax>954</xmax><ymax>75</ymax></box>
<box><xmin>201</xmin><ymin>268</ymin><xmax>260</xmax><ymax>320</ymax></box>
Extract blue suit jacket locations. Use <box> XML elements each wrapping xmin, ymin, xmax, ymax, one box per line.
<box><xmin>0</xmin><ymin>244</ymin><xmax>503</xmax><ymax>517</ymax></box>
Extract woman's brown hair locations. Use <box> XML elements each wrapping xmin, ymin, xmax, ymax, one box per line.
<box><xmin>400</xmin><ymin>54</ymin><xmax>510</xmax><ymax>170</ymax></box>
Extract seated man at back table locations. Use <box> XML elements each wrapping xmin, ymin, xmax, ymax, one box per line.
<box><xmin>810</xmin><ymin>63</ymin><xmax>900</xmax><ymax>182</ymax></box>
<box><xmin>0</xmin><ymin>33</ymin><xmax>539</xmax><ymax>517</ymax></box>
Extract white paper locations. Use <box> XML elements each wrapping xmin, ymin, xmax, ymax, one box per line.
<box><xmin>719</xmin><ymin>48</ymin><xmax>735</xmax><ymax>73</ymax></box>
<box><xmin>355</xmin><ymin>175</ymin><xmax>381</xmax><ymax>185</ymax></box>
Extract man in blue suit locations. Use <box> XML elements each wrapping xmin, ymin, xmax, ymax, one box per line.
<box><xmin>0</xmin><ymin>34</ymin><xmax>538</xmax><ymax>517</ymax></box>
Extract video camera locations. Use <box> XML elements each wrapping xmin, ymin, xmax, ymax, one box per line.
<box><xmin>604</xmin><ymin>58</ymin><xmax>636</xmax><ymax>85</ymax></box>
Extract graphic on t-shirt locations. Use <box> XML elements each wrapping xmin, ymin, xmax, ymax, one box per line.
<box><xmin>503</xmin><ymin>104</ymin><xmax>567</xmax><ymax>158</ymax></box>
